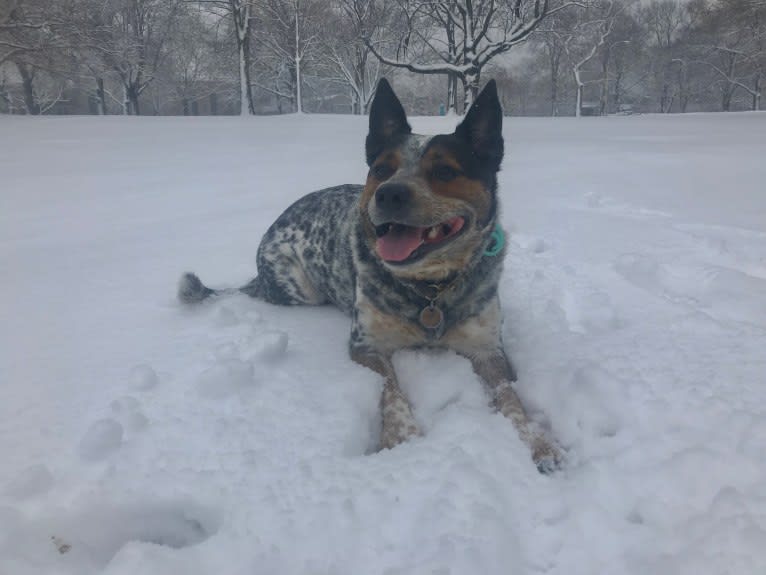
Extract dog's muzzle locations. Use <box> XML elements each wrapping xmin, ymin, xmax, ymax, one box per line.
<box><xmin>374</xmin><ymin>183</ymin><xmax>412</xmax><ymax>221</ymax></box>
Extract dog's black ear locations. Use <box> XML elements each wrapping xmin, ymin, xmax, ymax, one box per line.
<box><xmin>366</xmin><ymin>78</ymin><xmax>412</xmax><ymax>165</ymax></box>
<box><xmin>455</xmin><ymin>80</ymin><xmax>504</xmax><ymax>173</ymax></box>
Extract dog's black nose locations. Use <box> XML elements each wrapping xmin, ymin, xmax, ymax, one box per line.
<box><xmin>375</xmin><ymin>184</ymin><xmax>411</xmax><ymax>218</ymax></box>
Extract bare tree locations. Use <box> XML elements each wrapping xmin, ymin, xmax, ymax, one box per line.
<box><xmin>364</xmin><ymin>0</ymin><xmax>575</xmax><ymax>112</ymax></box>
<box><xmin>319</xmin><ymin>0</ymin><xmax>386</xmax><ymax>114</ymax></box>
<box><xmin>562</xmin><ymin>0</ymin><xmax>622</xmax><ymax>116</ymax></box>
<box><xmin>533</xmin><ymin>5</ymin><xmax>578</xmax><ymax>116</ymax></box>
<box><xmin>71</xmin><ymin>0</ymin><xmax>182</xmax><ymax>115</ymax></box>
<box><xmin>689</xmin><ymin>0</ymin><xmax>764</xmax><ymax>111</ymax></box>
<box><xmin>0</xmin><ymin>0</ymin><xmax>48</xmax><ymax>67</ymax></box>
<box><xmin>256</xmin><ymin>0</ymin><xmax>326</xmax><ymax>113</ymax></box>
<box><xmin>639</xmin><ymin>0</ymin><xmax>690</xmax><ymax>112</ymax></box>
<box><xmin>0</xmin><ymin>0</ymin><xmax>72</xmax><ymax>114</ymax></box>
<box><xmin>160</xmin><ymin>4</ymin><xmax>227</xmax><ymax>115</ymax></box>
<box><xmin>193</xmin><ymin>0</ymin><xmax>256</xmax><ymax>115</ymax></box>
<box><xmin>597</xmin><ymin>10</ymin><xmax>637</xmax><ymax>114</ymax></box>
<box><xmin>230</xmin><ymin>0</ymin><xmax>255</xmax><ymax>114</ymax></box>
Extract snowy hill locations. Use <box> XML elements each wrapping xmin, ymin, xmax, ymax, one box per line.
<box><xmin>1</xmin><ymin>112</ymin><xmax>765</xmax><ymax>574</ymax></box>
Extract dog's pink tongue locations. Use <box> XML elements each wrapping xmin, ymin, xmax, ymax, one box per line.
<box><xmin>376</xmin><ymin>225</ymin><xmax>423</xmax><ymax>262</ymax></box>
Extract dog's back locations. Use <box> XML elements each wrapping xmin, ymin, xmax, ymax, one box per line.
<box><xmin>240</xmin><ymin>184</ymin><xmax>361</xmax><ymax>313</ymax></box>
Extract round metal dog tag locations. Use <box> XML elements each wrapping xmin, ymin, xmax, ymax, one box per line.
<box><xmin>419</xmin><ymin>305</ymin><xmax>444</xmax><ymax>330</ymax></box>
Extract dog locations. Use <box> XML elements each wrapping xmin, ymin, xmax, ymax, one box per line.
<box><xmin>178</xmin><ymin>79</ymin><xmax>560</xmax><ymax>472</ymax></box>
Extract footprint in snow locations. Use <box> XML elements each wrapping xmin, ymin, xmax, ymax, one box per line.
<box><xmin>196</xmin><ymin>358</ymin><xmax>257</xmax><ymax>398</ymax></box>
<box><xmin>4</xmin><ymin>464</ymin><xmax>54</xmax><ymax>499</ymax></box>
<box><xmin>615</xmin><ymin>252</ymin><xmax>766</xmax><ymax>326</ymax></box>
<box><xmin>6</xmin><ymin>500</ymin><xmax>218</xmax><ymax>570</ymax></box>
<box><xmin>559</xmin><ymin>288</ymin><xmax>621</xmax><ymax>335</ymax></box>
<box><xmin>110</xmin><ymin>396</ymin><xmax>149</xmax><ymax>432</ymax></box>
<box><xmin>241</xmin><ymin>330</ymin><xmax>289</xmax><ymax>362</ymax></box>
<box><xmin>129</xmin><ymin>364</ymin><xmax>159</xmax><ymax>391</ymax></box>
<box><xmin>77</xmin><ymin>419</ymin><xmax>123</xmax><ymax>461</ymax></box>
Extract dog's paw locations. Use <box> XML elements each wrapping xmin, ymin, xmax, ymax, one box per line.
<box><xmin>532</xmin><ymin>435</ymin><xmax>564</xmax><ymax>475</ymax></box>
<box><xmin>379</xmin><ymin>421</ymin><xmax>421</xmax><ymax>451</ymax></box>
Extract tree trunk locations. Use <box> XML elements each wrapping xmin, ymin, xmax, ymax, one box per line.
<box><xmin>95</xmin><ymin>78</ymin><xmax>106</xmax><ymax>115</ymax></box>
<box><xmin>122</xmin><ymin>85</ymin><xmax>129</xmax><ymax>115</ymax></box>
<box><xmin>660</xmin><ymin>82</ymin><xmax>673</xmax><ymax>113</ymax></box>
<box><xmin>294</xmin><ymin>0</ymin><xmax>303</xmax><ymax>113</ymax></box>
<box><xmin>574</xmin><ymin>67</ymin><xmax>583</xmax><ymax>117</ymax></box>
<box><xmin>127</xmin><ymin>84</ymin><xmax>140</xmax><ymax>115</ymax></box>
<box><xmin>463</xmin><ymin>69</ymin><xmax>480</xmax><ymax>111</ymax></box>
<box><xmin>0</xmin><ymin>84</ymin><xmax>12</xmax><ymax>114</ymax></box>
<box><xmin>446</xmin><ymin>72</ymin><xmax>458</xmax><ymax>115</ymax></box>
<box><xmin>362</xmin><ymin>88</ymin><xmax>372</xmax><ymax>114</ymax></box>
<box><xmin>210</xmin><ymin>93</ymin><xmax>218</xmax><ymax>115</ymax></box>
<box><xmin>678</xmin><ymin>79</ymin><xmax>688</xmax><ymax>113</ymax></box>
<box><xmin>674</xmin><ymin>61</ymin><xmax>688</xmax><ymax>113</ymax></box>
<box><xmin>276</xmin><ymin>80</ymin><xmax>283</xmax><ymax>114</ymax></box>
<box><xmin>576</xmin><ymin>84</ymin><xmax>583</xmax><ymax>117</ymax></box>
<box><xmin>15</xmin><ymin>62</ymin><xmax>40</xmax><ymax>115</ymax></box>
<box><xmin>238</xmin><ymin>41</ymin><xmax>254</xmax><ymax>115</ymax></box>
<box><xmin>600</xmin><ymin>54</ymin><xmax>609</xmax><ymax>116</ymax></box>
<box><xmin>613</xmin><ymin>68</ymin><xmax>623</xmax><ymax>113</ymax></box>
<box><xmin>351</xmin><ymin>88</ymin><xmax>360</xmax><ymax>114</ymax></box>
<box><xmin>549</xmin><ymin>48</ymin><xmax>560</xmax><ymax>116</ymax></box>
<box><xmin>445</xmin><ymin>7</ymin><xmax>458</xmax><ymax>114</ymax></box>
<box><xmin>550</xmin><ymin>53</ymin><xmax>560</xmax><ymax>117</ymax></box>
<box><xmin>295</xmin><ymin>56</ymin><xmax>302</xmax><ymax>113</ymax></box>
<box><xmin>233</xmin><ymin>0</ymin><xmax>254</xmax><ymax>116</ymax></box>
<box><xmin>358</xmin><ymin>62</ymin><xmax>369</xmax><ymax>115</ymax></box>
<box><xmin>722</xmin><ymin>55</ymin><xmax>736</xmax><ymax>112</ymax></box>
<box><xmin>753</xmin><ymin>74</ymin><xmax>761</xmax><ymax>111</ymax></box>
<box><xmin>722</xmin><ymin>89</ymin><xmax>732</xmax><ymax>111</ymax></box>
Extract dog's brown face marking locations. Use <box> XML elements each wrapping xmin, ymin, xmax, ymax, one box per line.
<box><xmin>420</xmin><ymin>144</ymin><xmax>493</xmax><ymax>225</ymax></box>
<box><xmin>361</xmin><ymin>150</ymin><xmax>400</xmax><ymax>215</ymax></box>
<box><xmin>360</xmin><ymin>150</ymin><xmax>401</xmax><ymax>245</ymax></box>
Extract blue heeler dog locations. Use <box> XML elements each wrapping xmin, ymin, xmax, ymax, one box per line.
<box><xmin>179</xmin><ymin>79</ymin><xmax>560</xmax><ymax>472</ymax></box>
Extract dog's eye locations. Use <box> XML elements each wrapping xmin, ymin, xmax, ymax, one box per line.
<box><xmin>432</xmin><ymin>165</ymin><xmax>459</xmax><ymax>182</ymax></box>
<box><xmin>372</xmin><ymin>164</ymin><xmax>394</xmax><ymax>180</ymax></box>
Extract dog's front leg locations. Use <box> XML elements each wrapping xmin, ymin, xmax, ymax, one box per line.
<box><xmin>471</xmin><ymin>351</ymin><xmax>561</xmax><ymax>473</ymax></box>
<box><xmin>444</xmin><ymin>300</ymin><xmax>561</xmax><ymax>472</ymax></box>
<box><xmin>350</xmin><ymin>347</ymin><xmax>421</xmax><ymax>450</ymax></box>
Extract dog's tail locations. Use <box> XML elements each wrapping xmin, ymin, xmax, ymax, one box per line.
<box><xmin>178</xmin><ymin>272</ymin><xmax>218</xmax><ymax>304</ymax></box>
<box><xmin>178</xmin><ymin>272</ymin><xmax>263</xmax><ymax>304</ymax></box>
<box><xmin>178</xmin><ymin>272</ymin><xmax>248</xmax><ymax>304</ymax></box>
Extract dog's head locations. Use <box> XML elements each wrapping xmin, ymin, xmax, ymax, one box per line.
<box><xmin>361</xmin><ymin>78</ymin><xmax>504</xmax><ymax>281</ymax></box>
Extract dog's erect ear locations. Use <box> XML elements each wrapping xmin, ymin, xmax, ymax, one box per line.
<box><xmin>455</xmin><ymin>80</ymin><xmax>504</xmax><ymax>174</ymax></box>
<box><xmin>366</xmin><ymin>78</ymin><xmax>412</xmax><ymax>165</ymax></box>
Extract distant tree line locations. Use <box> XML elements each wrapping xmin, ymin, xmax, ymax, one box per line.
<box><xmin>1</xmin><ymin>0</ymin><xmax>763</xmax><ymax>116</ymax></box>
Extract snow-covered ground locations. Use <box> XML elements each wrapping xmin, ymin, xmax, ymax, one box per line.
<box><xmin>1</xmin><ymin>111</ymin><xmax>765</xmax><ymax>575</ymax></box>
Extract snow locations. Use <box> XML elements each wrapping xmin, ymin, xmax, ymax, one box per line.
<box><xmin>1</xmin><ymin>111</ymin><xmax>765</xmax><ymax>574</ymax></box>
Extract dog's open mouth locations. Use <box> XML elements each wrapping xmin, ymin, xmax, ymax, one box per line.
<box><xmin>374</xmin><ymin>216</ymin><xmax>466</xmax><ymax>263</ymax></box>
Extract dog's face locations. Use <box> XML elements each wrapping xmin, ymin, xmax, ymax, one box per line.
<box><xmin>361</xmin><ymin>79</ymin><xmax>504</xmax><ymax>281</ymax></box>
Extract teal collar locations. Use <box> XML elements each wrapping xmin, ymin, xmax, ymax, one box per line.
<box><xmin>483</xmin><ymin>224</ymin><xmax>505</xmax><ymax>257</ymax></box>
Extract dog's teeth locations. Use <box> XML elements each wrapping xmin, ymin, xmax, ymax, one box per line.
<box><xmin>427</xmin><ymin>226</ymin><xmax>439</xmax><ymax>239</ymax></box>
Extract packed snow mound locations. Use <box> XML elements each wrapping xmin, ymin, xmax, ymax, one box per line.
<box><xmin>1</xmin><ymin>112</ymin><xmax>765</xmax><ymax>574</ymax></box>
